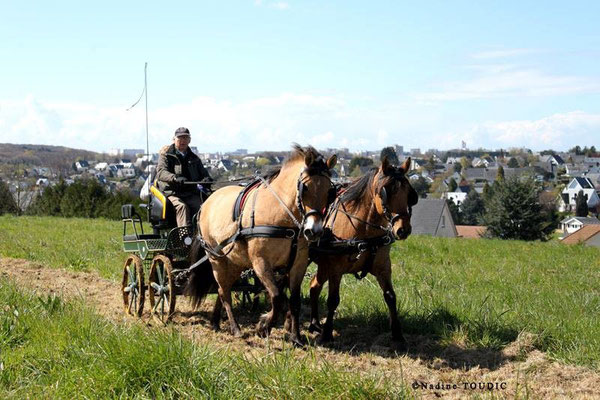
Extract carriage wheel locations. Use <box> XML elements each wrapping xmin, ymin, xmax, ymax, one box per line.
<box><xmin>121</xmin><ymin>255</ymin><xmax>145</xmax><ymax>317</ymax></box>
<box><xmin>148</xmin><ymin>255</ymin><xmax>176</xmax><ymax>323</ymax></box>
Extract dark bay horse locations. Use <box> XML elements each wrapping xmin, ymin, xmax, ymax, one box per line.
<box><xmin>187</xmin><ymin>145</ymin><xmax>336</xmax><ymax>345</ymax></box>
<box><xmin>308</xmin><ymin>157</ymin><xmax>418</xmax><ymax>349</ymax></box>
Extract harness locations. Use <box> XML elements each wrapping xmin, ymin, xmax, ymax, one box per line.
<box><xmin>189</xmin><ymin>167</ymin><xmax>333</xmax><ymax>273</ymax></box>
<box><xmin>309</xmin><ymin>182</ymin><xmax>413</xmax><ymax>280</ymax></box>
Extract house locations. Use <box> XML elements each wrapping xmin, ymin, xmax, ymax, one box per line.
<box><xmin>117</xmin><ymin>168</ymin><xmax>136</xmax><ymax>178</ymax></box>
<box><xmin>456</xmin><ymin>225</ymin><xmax>487</xmax><ymax>239</ymax></box>
<box><xmin>558</xmin><ymin>177</ymin><xmax>600</xmax><ymax>213</ymax></box>
<box><xmin>559</xmin><ymin>216</ymin><xmax>600</xmax><ymax>235</ymax></box>
<box><xmin>74</xmin><ymin>160</ymin><xmax>90</xmax><ymax>173</ymax></box>
<box><xmin>95</xmin><ymin>162</ymin><xmax>109</xmax><ymax>172</ymax></box>
<box><xmin>445</xmin><ymin>185</ymin><xmax>469</xmax><ymax>208</ymax></box>
<box><xmin>561</xmin><ymin>225</ymin><xmax>600</xmax><ymax>248</ymax></box>
<box><xmin>410</xmin><ymin>199</ymin><xmax>458</xmax><ymax>237</ymax></box>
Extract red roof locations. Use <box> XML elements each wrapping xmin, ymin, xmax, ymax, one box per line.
<box><xmin>561</xmin><ymin>225</ymin><xmax>600</xmax><ymax>245</ymax></box>
<box><xmin>456</xmin><ymin>225</ymin><xmax>487</xmax><ymax>239</ymax></box>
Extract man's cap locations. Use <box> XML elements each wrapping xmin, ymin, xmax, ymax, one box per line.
<box><xmin>174</xmin><ymin>127</ymin><xmax>191</xmax><ymax>137</ymax></box>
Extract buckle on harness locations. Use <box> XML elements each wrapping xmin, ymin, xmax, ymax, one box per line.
<box><xmin>357</xmin><ymin>242</ymin><xmax>368</xmax><ymax>253</ymax></box>
<box><xmin>286</xmin><ymin>229</ymin><xmax>297</xmax><ymax>239</ymax></box>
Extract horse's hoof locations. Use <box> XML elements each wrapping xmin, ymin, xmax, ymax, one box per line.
<box><xmin>391</xmin><ymin>336</ymin><xmax>408</xmax><ymax>353</ymax></box>
<box><xmin>256</xmin><ymin>320</ymin><xmax>270</xmax><ymax>338</ymax></box>
<box><xmin>308</xmin><ymin>322</ymin><xmax>322</xmax><ymax>334</ymax></box>
<box><xmin>232</xmin><ymin>329</ymin><xmax>243</xmax><ymax>338</ymax></box>
<box><xmin>211</xmin><ymin>323</ymin><xmax>220</xmax><ymax>332</ymax></box>
<box><xmin>318</xmin><ymin>331</ymin><xmax>334</xmax><ymax>344</ymax></box>
<box><xmin>289</xmin><ymin>335</ymin><xmax>306</xmax><ymax>348</ymax></box>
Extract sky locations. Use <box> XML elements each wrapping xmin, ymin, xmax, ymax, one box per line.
<box><xmin>1</xmin><ymin>1</ymin><xmax>599</xmax><ymax>154</ymax></box>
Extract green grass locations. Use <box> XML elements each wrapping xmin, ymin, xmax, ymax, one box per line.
<box><xmin>1</xmin><ymin>215</ymin><xmax>600</xmax><ymax>369</ymax></box>
<box><xmin>0</xmin><ymin>279</ymin><xmax>408</xmax><ymax>399</ymax></box>
<box><xmin>325</xmin><ymin>235</ymin><xmax>600</xmax><ymax>368</ymax></box>
<box><xmin>0</xmin><ymin>215</ymin><xmax>126</xmax><ymax>280</ymax></box>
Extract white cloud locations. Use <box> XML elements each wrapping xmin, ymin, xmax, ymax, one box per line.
<box><xmin>0</xmin><ymin>93</ymin><xmax>399</xmax><ymax>153</ymax></box>
<box><xmin>444</xmin><ymin>111</ymin><xmax>600</xmax><ymax>150</ymax></box>
<box><xmin>417</xmin><ymin>66</ymin><xmax>600</xmax><ymax>102</ymax></box>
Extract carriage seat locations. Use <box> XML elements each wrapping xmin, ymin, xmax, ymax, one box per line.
<box><xmin>149</xmin><ymin>184</ymin><xmax>177</xmax><ymax>231</ymax></box>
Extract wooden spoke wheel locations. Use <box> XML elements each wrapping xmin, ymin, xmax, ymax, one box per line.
<box><xmin>121</xmin><ymin>255</ymin><xmax>145</xmax><ymax>317</ymax></box>
<box><xmin>148</xmin><ymin>255</ymin><xmax>176</xmax><ymax>323</ymax></box>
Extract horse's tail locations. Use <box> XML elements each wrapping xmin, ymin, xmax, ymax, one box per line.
<box><xmin>184</xmin><ymin>236</ymin><xmax>216</xmax><ymax>309</ymax></box>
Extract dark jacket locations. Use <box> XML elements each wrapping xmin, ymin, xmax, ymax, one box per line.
<box><xmin>156</xmin><ymin>144</ymin><xmax>211</xmax><ymax>197</ymax></box>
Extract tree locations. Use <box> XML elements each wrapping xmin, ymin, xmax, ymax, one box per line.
<box><xmin>380</xmin><ymin>147</ymin><xmax>399</xmax><ymax>165</ymax></box>
<box><xmin>447</xmin><ymin>177</ymin><xmax>458</xmax><ymax>192</ymax></box>
<box><xmin>482</xmin><ymin>181</ymin><xmax>492</xmax><ymax>202</ymax></box>
<box><xmin>496</xmin><ymin>165</ymin><xmax>505</xmax><ymax>182</ymax></box>
<box><xmin>507</xmin><ymin>157</ymin><xmax>520</xmax><ymax>168</ymax></box>
<box><xmin>453</xmin><ymin>162</ymin><xmax>462</xmax><ymax>174</ymax></box>
<box><xmin>482</xmin><ymin>176</ymin><xmax>554</xmax><ymax>241</ymax></box>
<box><xmin>447</xmin><ymin>199</ymin><xmax>462</xmax><ymax>225</ymax></box>
<box><xmin>460</xmin><ymin>156</ymin><xmax>471</xmax><ymax>170</ymax></box>
<box><xmin>0</xmin><ymin>180</ymin><xmax>19</xmax><ymax>215</ymax></box>
<box><xmin>349</xmin><ymin>157</ymin><xmax>373</xmax><ymax>171</ymax></box>
<box><xmin>410</xmin><ymin>176</ymin><xmax>431</xmax><ymax>198</ymax></box>
<box><xmin>575</xmin><ymin>190</ymin><xmax>589</xmax><ymax>217</ymax></box>
<box><xmin>461</xmin><ymin>189</ymin><xmax>485</xmax><ymax>225</ymax></box>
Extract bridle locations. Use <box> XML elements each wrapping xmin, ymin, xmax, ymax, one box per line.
<box><xmin>296</xmin><ymin>167</ymin><xmax>336</xmax><ymax>224</ymax></box>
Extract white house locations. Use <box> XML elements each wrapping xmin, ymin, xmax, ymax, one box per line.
<box><xmin>95</xmin><ymin>162</ymin><xmax>109</xmax><ymax>172</ymax></box>
<box><xmin>117</xmin><ymin>168</ymin><xmax>136</xmax><ymax>178</ymax></box>
<box><xmin>560</xmin><ymin>216</ymin><xmax>600</xmax><ymax>235</ymax></box>
<box><xmin>558</xmin><ymin>177</ymin><xmax>600</xmax><ymax>212</ymax></box>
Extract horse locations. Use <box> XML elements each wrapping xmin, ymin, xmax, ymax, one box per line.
<box><xmin>186</xmin><ymin>145</ymin><xmax>336</xmax><ymax>345</ymax></box>
<box><xmin>307</xmin><ymin>157</ymin><xmax>418</xmax><ymax>350</ymax></box>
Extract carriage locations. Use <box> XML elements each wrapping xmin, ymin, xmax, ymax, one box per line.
<box><xmin>120</xmin><ymin>180</ymin><xmax>263</xmax><ymax>323</ymax></box>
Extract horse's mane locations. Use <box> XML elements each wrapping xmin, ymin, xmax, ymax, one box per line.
<box><xmin>261</xmin><ymin>144</ymin><xmax>330</xmax><ymax>183</ymax></box>
<box><xmin>339</xmin><ymin>168</ymin><xmax>396</xmax><ymax>205</ymax></box>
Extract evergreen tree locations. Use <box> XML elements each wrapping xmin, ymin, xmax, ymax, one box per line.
<box><xmin>410</xmin><ymin>176</ymin><xmax>431</xmax><ymax>198</ymax></box>
<box><xmin>496</xmin><ymin>165</ymin><xmax>505</xmax><ymax>182</ymax></box>
<box><xmin>461</xmin><ymin>189</ymin><xmax>485</xmax><ymax>225</ymax></box>
<box><xmin>507</xmin><ymin>157</ymin><xmax>520</xmax><ymax>168</ymax></box>
<box><xmin>0</xmin><ymin>180</ymin><xmax>19</xmax><ymax>215</ymax></box>
<box><xmin>453</xmin><ymin>162</ymin><xmax>462</xmax><ymax>174</ymax></box>
<box><xmin>349</xmin><ymin>157</ymin><xmax>373</xmax><ymax>170</ymax></box>
<box><xmin>482</xmin><ymin>181</ymin><xmax>492</xmax><ymax>202</ymax></box>
<box><xmin>483</xmin><ymin>176</ymin><xmax>554</xmax><ymax>241</ymax></box>
<box><xmin>379</xmin><ymin>147</ymin><xmax>399</xmax><ymax>165</ymax></box>
<box><xmin>446</xmin><ymin>199</ymin><xmax>462</xmax><ymax>225</ymax></box>
<box><xmin>447</xmin><ymin>177</ymin><xmax>458</xmax><ymax>192</ymax></box>
<box><xmin>575</xmin><ymin>190</ymin><xmax>589</xmax><ymax>217</ymax></box>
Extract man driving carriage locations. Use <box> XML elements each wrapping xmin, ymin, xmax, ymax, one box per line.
<box><xmin>156</xmin><ymin>127</ymin><xmax>212</xmax><ymax>227</ymax></box>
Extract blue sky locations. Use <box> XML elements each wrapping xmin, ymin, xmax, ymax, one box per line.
<box><xmin>1</xmin><ymin>1</ymin><xmax>599</xmax><ymax>153</ymax></box>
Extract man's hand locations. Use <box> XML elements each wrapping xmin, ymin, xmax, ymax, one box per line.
<box><xmin>175</xmin><ymin>176</ymin><xmax>188</xmax><ymax>184</ymax></box>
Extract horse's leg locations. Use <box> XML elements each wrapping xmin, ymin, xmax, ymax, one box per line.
<box><xmin>308</xmin><ymin>266</ymin><xmax>328</xmax><ymax>334</ymax></box>
<box><xmin>252</xmin><ymin>259</ymin><xmax>283</xmax><ymax>337</ymax></box>
<box><xmin>210</xmin><ymin>296</ymin><xmax>223</xmax><ymax>331</ymax></box>
<box><xmin>320</xmin><ymin>273</ymin><xmax>342</xmax><ymax>343</ymax></box>
<box><xmin>374</xmin><ymin>268</ymin><xmax>407</xmax><ymax>350</ymax></box>
<box><xmin>213</xmin><ymin>262</ymin><xmax>242</xmax><ymax>337</ymax></box>
<box><xmin>287</xmin><ymin>261</ymin><xmax>310</xmax><ymax>346</ymax></box>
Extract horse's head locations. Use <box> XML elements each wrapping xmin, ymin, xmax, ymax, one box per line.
<box><xmin>372</xmin><ymin>157</ymin><xmax>418</xmax><ymax>240</ymax></box>
<box><xmin>296</xmin><ymin>147</ymin><xmax>337</xmax><ymax>242</ymax></box>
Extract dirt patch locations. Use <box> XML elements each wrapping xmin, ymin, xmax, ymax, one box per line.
<box><xmin>2</xmin><ymin>257</ymin><xmax>599</xmax><ymax>399</ymax></box>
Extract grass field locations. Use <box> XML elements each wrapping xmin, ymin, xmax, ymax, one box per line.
<box><xmin>1</xmin><ymin>214</ymin><xmax>600</xmax><ymax>374</ymax></box>
<box><xmin>0</xmin><ymin>279</ymin><xmax>405</xmax><ymax>399</ymax></box>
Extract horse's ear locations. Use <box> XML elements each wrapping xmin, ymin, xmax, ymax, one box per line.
<box><xmin>380</xmin><ymin>156</ymin><xmax>391</xmax><ymax>175</ymax></box>
<box><xmin>327</xmin><ymin>154</ymin><xmax>337</xmax><ymax>169</ymax></box>
<box><xmin>399</xmin><ymin>157</ymin><xmax>411</xmax><ymax>174</ymax></box>
<box><xmin>304</xmin><ymin>152</ymin><xmax>315</xmax><ymax>167</ymax></box>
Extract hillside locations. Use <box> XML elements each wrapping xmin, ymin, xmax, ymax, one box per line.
<box><xmin>0</xmin><ymin>143</ymin><xmax>105</xmax><ymax>175</ymax></box>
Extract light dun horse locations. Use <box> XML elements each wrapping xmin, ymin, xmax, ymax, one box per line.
<box><xmin>187</xmin><ymin>145</ymin><xmax>336</xmax><ymax>345</ymax></box>
<box><xmin>308</xmin><ymin>157</ymin><xmax>418</xmax><ymax>350</ymax></box>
